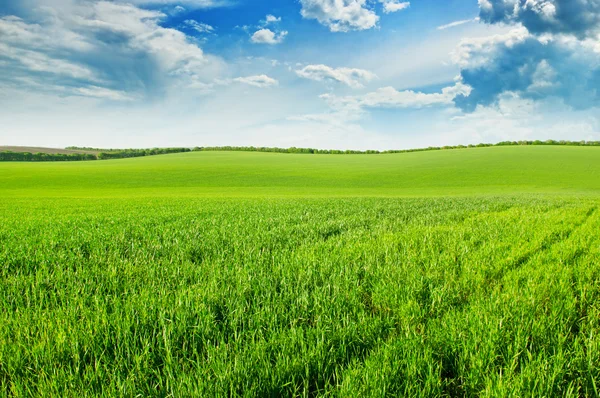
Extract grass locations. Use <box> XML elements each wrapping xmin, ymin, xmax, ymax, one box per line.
<box><xmin>1</xmin><ymin>146</ymin><xmax>600</xmax><ymax>396</ymax></box>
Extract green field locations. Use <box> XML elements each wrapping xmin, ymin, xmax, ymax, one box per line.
<box><xmin>1</xmin><ymin>146</ymin><xmax>600</xmax><ymax>396</ymax></box>
<box><xmin>2</xmin><ymin>146</ymin><xmax>600</xmax><ymax>198</ymax></box>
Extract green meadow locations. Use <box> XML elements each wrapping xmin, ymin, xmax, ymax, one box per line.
<box><xmin>1</xmin><ymin>146</ymin><xmax>600</xmax><ymax>396</ymax></box>
<box><xmin>2</xmin><ymin>145</ymin><xmax>600</xmax><ymax>197</ymax></box>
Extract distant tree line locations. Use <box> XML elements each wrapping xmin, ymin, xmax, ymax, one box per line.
<box><xmin>495</xmin><ymin>140</ymin><xmax>600</xmax><ymax>147</ymax></box>
<box><xmin>0</xmin><ymin>148</ymin><xmax>191</xmax><ymax>162</ymax></box>
<box><xmin>96</xmin><ymin>148</ymin><xmax>191</xmax><ymax>159</ymax></box>
<box><xmin>191</xmin><ymin>140</ymin><xmax>600</xmax><ymax>155</ymax></box>
<box><xmin>191</xmin><ymin>146</ymin><xmax>382</xmax><ymax>154</ymax></box>
<box><xmin>0</xmin><ymin>152</ymin><xmax>97</xmax><ymax>162</ymax></box>
<box><xmin>2</xmin><ymin>140</ymin><xmax>600</xmax><ymax>161</ymax></box>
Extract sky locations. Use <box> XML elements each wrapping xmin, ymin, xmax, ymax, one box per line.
<box><xmin>1</xmin><ymin>0</ymin><xmax>599</xmax><ymax>150</ymax></box>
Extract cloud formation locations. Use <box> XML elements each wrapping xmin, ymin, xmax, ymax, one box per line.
<box><xmin>479</xmin><ymin>0</ymin><xmax>600</xmax><ymax>38</ymax></box>
<box><xmin>380</xmin><ymin>0</ymin><xmax>410</xmax><ymax>14</ymax></box>
<box><xmin>0</xmin><ymin>1</ymin><xmax>224</xmax><ymax>100</ymax></box>
<box><xmin>75</xmin><ymin>85</ymin><xmax>135</xmax><ymax>101</ymax></box>
<box><xmin>251</xmin><ymin>28</ymin><xmax>288</xmax><ymax>44</ymax></box>
<box><xmin>447</xmin><ymin>1</ymin><xmax>600</xmax><ymax>113</ymax></box>
<box><xmin>290</xmin><ymin>82</ymin><xmax>471</xmax><ymax>134</ymax></box>
<box><xmin>265</xmin><ymin>15</ymin><xmax>282</xmax><ymax>24</ymax></box>
<box><xmin>184</xmin><ymin>20</ymin><xmax>215</xmax><ymax>34</ymax></box>
<box><xmin>232</xmin><ymin>75</ymin><xmax>279</xmax><ymax>88</ymax></box>
<box><xmin>437</xmin><ymin>18</ymin><xmax>479</xmax><ymax>30</ymax></box>
<box><xmin>300</xmin><ymin>0</ymin><xmax>379</xmax><ymax>32</ymax></box>
<box><xmin>322</xmin><ymin>82</ymin><xmax>471</xmax><ymax>111</ymax></box>
<box><xmin>452</xmin><ymin>26</ymin><xmax>600</xmax><ymax>112</ymax></box>
<box><xmin>295</xmin><ymin>64</ymin><xmax>377</xmax><ymax>88</ymax></box>
<box><xmin>126</xmin><ymin>0</ymin><xmax>231</xmax><ymax>7</ymax></box>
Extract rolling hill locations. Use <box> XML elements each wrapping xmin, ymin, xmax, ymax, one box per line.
<box><xmin>1</xmin><ymin>145</ymin><xmax>599</xmax><ymax>197</ymax></box>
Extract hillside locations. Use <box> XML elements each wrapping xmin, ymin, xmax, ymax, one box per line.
<box><xmin>1</xmin><ymin>145</ymin><xmax>599</xmax><ymax>198</ymax></box>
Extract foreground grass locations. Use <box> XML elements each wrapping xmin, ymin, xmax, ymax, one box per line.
<box><xmin>1</xmin><ymin>196</ymin><xmax>599</xmax><ymax>396</ymax></box>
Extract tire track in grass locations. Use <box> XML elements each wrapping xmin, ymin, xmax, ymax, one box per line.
<box><xmin>507</xmin><ymin>206</ymin><xmax>596</xmax><ymax>272</ymax></box>
<box><xmin>475</xmin><ymin>205</ymin><xmax>599</xmax><ymax>293</ymax></box>
<box><xmin>331</xmin><ymin>203</ymin><xmax>599</xmax><ymax>397</ymax></box>
<box><xmin>425</xmin><ymin>204</ymin><xmax>599</xmax><ymax>397</ymax></box>
<box><xmin>502</xmin><ymin>206</ymin><xmax>600</xmax><ymax>397</ymax></box>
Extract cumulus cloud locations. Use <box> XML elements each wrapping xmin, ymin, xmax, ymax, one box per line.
<box><xmin>251</xmin><ymin>28</ymin><xmax>288</xmax><ymax>44</ymax></box>
<box><xmin>380</xmin><ymin>0</ymin><xmax>410</xmax><ymax>14</ymax></box>
<box><xmin>296</xmin><ymin>64</ymin><xmax>377</xmax><ymax>88</ymax></box>
<box><xmin>0</xmin><ymin>1</ymin><xmax>223</xmax><ymax>100</ymax></box>
<box><xmin>452</xmin><ymin>28</ymin><xmax>600</xmax><ymax>112</ymax></box>
<box><xmin>467</xmin><ymin>1</ymin><xmax>600</xmax><ymax>113</ymax></box>
<box><xmin>479</xmin><ymin>0</ymin><xmax>600</xmax><ymax>39</ymax></box>
<box><xmin>265</xmin><ymin>15</ymin><xmax>282</xmax><ymax>24</ymax></box>
<box><xmin>300</xmin><ymin>0</ymin><xmax>379</xmax><ymax>32</ymax></box>
<box><xmin>450</xmin><ymin>27</ymin><xmax>531</xmax><ymax>68</ymax></box>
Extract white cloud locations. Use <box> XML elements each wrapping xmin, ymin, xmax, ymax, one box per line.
<box><xmin>445</xmin><ymin>94</ymin><xmax>600</xmax><ymax>144</ymax></box>
<box><xmin>125</xmin><ymin>0</ymin><xmax>231</xmax><ymax>7</ymax></box>
<box><xmin>190</xmin><ymin>74</ymin><xmax>280</xmax><ymax>90</ymax></box>
<box><xmin>0</xmin><ymin>42</ymin><xmax>97</xmax><ymax>80</ymax></box>
<box><xmin>3</xmin><ymin>75</ymin><xmax>135</xmax><ymax>101</ymax></box>
<box><xmin>291</xmin><ymin>81</ymin><xmax>472</xmax><ymax>130</ymax></box>
<box><xmin>380</xmin><ymin>0</ymin><xmax>410</xmax><ymax>14</ymax></box>
<box><xmin>248</xmin><ymin>14</ymin><xmax>286</xmax><ymax>43</ymax></box>
<box><xmin>295</xmin><ymin>64</ymin><xmax>377</xmax><ymax>88</ymax></box>
<box><xmin>233</xmin><ymin>75</ymin><xmax>279</xmax><ymax>88</ymax></box>
<box><xmin>265</xmin><ymin>15</ymin><xmax>282</xmax><ymax>24</ymax></box>
<box><xmin>450</xmin><ymin>25</ymin><xmax>600</xmax><ymax>112</ymax></box>
<box><xmin>450</xmin><ymin>27</ymin><xmax>530</xmax><ymax>68</ymax></box>
<box><xmin>75</xmin><ymin>86</ymin><xmax>135</xmax><ymax>101</ymax></box>
<box><xmin>0</xmin><ymin>1</ymin><xmax>224</xmax><ymax>100</ymax></box>
<box><xmin>478</xmin><ymin>0</ymin><xmax>600</xmax><ymax>38</ymax></box>
<box><xmin>321</xmin><ymin>81</ymin><xmax>472</xmax><ymax>110</ymax></box>
<box><xmin>184</xmin><ymin>19</ymin><xmax>215</xmax><ymax>34</ymax></box>
<box><xmin>231</xmin><ymin>75</ymin><xmax>279</xmax><ymax>88</ymax></box>
<box><xmin>0</xmin><ymin>15</ymin><xmax>92</xmax><ymax>52</ymax></box>
<box><xmin>251</xmin><ymin>28</ymin><xmax>288</xmax><ymax>44</ymax></box>
<box><xmin>171</xmin><ymin>5</ymin><xmax>186</xmax><ymax>14</ymax></box>
<box><xmin>300</xmin><ymin>0</ymin><xmax>379</xmax><ymax>32</ymax></box>
<box><xmin>437</xmin><ymin>17</ymin><xmax>479</xmax><ymax>30</ymax></box>
<box><xmin>527</xmin><ymin>59</ymin><xmax>558</xmax><ymax>92</ymax></box>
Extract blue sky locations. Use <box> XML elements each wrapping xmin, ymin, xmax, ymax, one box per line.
<box><xmin>1</xmin><ymin>0</ymin><xmax>599</xmax><ymax>149</ymax></box>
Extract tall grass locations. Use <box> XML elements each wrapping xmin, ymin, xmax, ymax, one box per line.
<box><xmin>1</xmin><ymin>197</ymin><xmax>598</xmax><ymax>396</ymax></box>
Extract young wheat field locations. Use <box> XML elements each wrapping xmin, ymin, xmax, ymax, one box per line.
<box><xmin>1</xmin><ymin>146</ymin><xmax>600</xmax><ymax>396</ymax></box>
